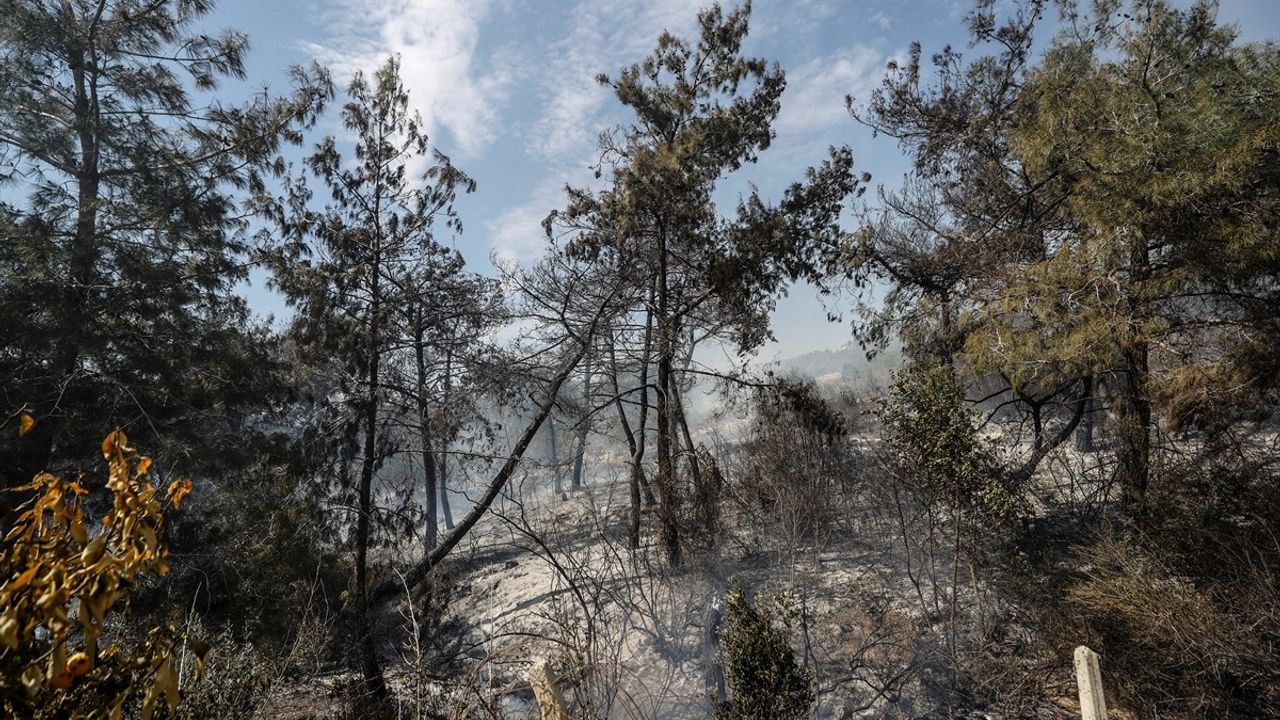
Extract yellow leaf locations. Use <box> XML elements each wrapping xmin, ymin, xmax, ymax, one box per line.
<box><xmin>48</xmin><ymin>639</ymin><xmax>67</xmax><ymax>679</ymax></box>
<box><xmin>21</xmin><ymin>665</ymin><xmax>42</xmax><ymax>697</ymax></box>
<box><xmin>6</xmin><ymin>564</ymin><xmax>40</xmax><ymax>593</ymax></box>
<box><xmin>18</xmin><ymin>413</ymin><xmax>34</xmax><ymax>437</ymax></box>
<box><xmin>101</xmin><ymin>430</ymin><xmax>119</xmax><ymax>459</ymax></box>
<box><xmin>50</xmin><ymin>670</ymin><xmax>73</xmax><ymax>690</ymax></box>
<box><xmin>68</xmin><ymin>512</ymin><xmax>88</xmax><ymax>544</ymax></box>
<box><xmin>140</xmin><ymin>684</ymin><xmax>159</xmax><ymax>720</ymax></box>
<box><xmin>0</xmin><ymin>616</ymin><xmax>20</xmax><ymax>649</ymax></box>
<box><xmin>137</xmin><ymin>456</ymin><xmax>152</xmax><ymax>475</ymax></box>
<box><xmin>101</xmin><ymin>428</ymin><xmax>130</xmax><ymax>460</ymax></box>
<box><xmin>154</xmin><ymin>658</ymin><xmax>180</xmax><ymax>711</ymax></box>
<box><xmin>80</xmin><ymin>536</ymin><xmax>106</xmax><ymax>566</ymax></box>
<box><xmin>167</xmin><ymin>479</ymin><xmax>193</xmax><ymax>509</ymax></box>
<box><xmin>67</xmin><ymin>651</ymin><xmax>93</xmax><ymax>678</ymax></box>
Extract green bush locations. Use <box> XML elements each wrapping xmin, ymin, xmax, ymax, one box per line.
<box><xmin>715</xmin><ymin>582</ymin><xmax>813</xmax><ymax>720</ymax></box>
<box><xmin>880</xmin><ymin>363</ymin><xmax>1018</xmax><ymax>520</ymax></box>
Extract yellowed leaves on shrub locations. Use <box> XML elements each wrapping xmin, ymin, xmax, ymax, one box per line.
<box><xmin>0</xmin><ymin>429</ymin><xmax>205</xmax><ymax>717</ymax></box>
<box><xmin>168</xmin><ymin>478</ymin><xmax>193</xmax><ymax>508</ymax></box>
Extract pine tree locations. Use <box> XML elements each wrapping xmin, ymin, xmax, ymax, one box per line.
<box><xmin>0</xmin><ymin>0</ymin><xmax>330</xmax><ymax>485</ymax></box>
<box><xmin>989</xmin><ymin>0</ymin><xmax>1280</xmax><ymax>516</ymax></box>
<box><xmin>855</xmin><ymin>0</ymin><xmax>1279</xmax><ymax>518</ymax></box>
<box><xmin>262</xmin><ymin>55</ymin><xmax>473</xmax><ymax>706</ymax></box>
<box><xmin>547</xmin><ymin>2</ymin><xmax>860</xmax><ymax>565</ymax></box>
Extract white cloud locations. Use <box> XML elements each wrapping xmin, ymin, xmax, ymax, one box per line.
<box><xmin>303</xmin><ymin>0</ymin><xmax>513</xmax><ymax>157</ymax></box>
<box><xmin>487</xmin><ymin>0</ymin><xmax>699</xmax><ymax>262</ymax></box>
<box><xmin>485</xmin><ymin>2</ymin><xmax>892</xmax><ymax>265</ymax></box>
<box><xmin>526</xmin><ymin>0</ymin><xmax>697</xmax><ymax>162</ymax></box>
<box><xmin>776</xmin><ymin>46</ymin><xmax>885</xmax><ymax>137</ymax></box>
<box><xmin>752</xmin><ymin>0</ymin><xmax>840</xmax><ymax>39</ymax></box>
<box><xmin>487</xmin><ymin>179</ymin><xmax>565</xmax><ymax>265</ymax></box>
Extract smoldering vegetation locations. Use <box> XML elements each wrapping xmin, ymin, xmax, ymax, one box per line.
<box><xmin>319</xmin><ymin>368</ymin><xmax>1275</xmax><ymax>719</ymax></box>
<box><xmin>2</xmin><ymin>0</ymin><xmax>1278</xmax><ymax>719</ymax></box>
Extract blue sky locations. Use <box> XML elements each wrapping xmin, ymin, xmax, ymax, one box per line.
<box><xmin>213</xmin><ymin>0</ymin><xmax>1280</xmax><ymax>360</ymax></box>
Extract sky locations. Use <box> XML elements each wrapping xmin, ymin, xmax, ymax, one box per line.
<box><xmin>210</xmin><ymin>0</ymin><xmax>1280</xmax><ymax>361</ymax></box>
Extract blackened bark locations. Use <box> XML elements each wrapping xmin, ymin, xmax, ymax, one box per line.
<box><xmin>413</xmin><ymin>308</ymin><xmax>438</xmax><ymax>553</ymax></box>
<box><xmin>1120</xmin><ymin>343</ymin><xmax>1152</xmax><ymax>520</ymax></box>
<box><xmin>570</xmin><ymin>358</ymin><xmax>592</xmax><ymax>490</ymax></box>
<box><xmin>609</xmin><ymin>325</ymin><xmax>652</xmax><ymax>551</ymax></box>
<box><xmin>1075</xmin><ymin>384</ymin><xmax>1096</xmax><ymax>453</ymax></box>
<box><xmin>672</xmin><ymin>381</ymin><xmax>715</xmax><ymax>544</ymax></box>
<box><xmin>356</xmin><ymin>343</ymin><xmax>388</xmax><ymax>703</ymax></box>
<box><xmin>371</xmin><ymin>338</ymin><xmax>595</xmax><ymax>605</ymax></box>
<box><xmin>1011</xmin><ymin>377</ymin><xmax>1092</xmax><ymax>484</ymax></box>
<box><xmin>1120</xmin><ymin>234</ymin><xmax>1153</xmax><ymax>522</ymax></box>
<box><xmin>439</xmin><ymin>350</ymin><xmax>455</xmax><ymax>529</ymax></box>
<box><xmin>655</xmin><ymin>229</ymin><xmax>681</xmax><ymax>567</ymax></box>
<box><xmin>548</xmin><ymin>414</ymin><xmax>564</xmax><ymax>497</ymax></box>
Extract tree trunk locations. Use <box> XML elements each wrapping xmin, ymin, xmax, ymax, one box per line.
<box><xmin>548</xmin><ymin>413</ymin><xmax>564</xmax><ymax>497</ymax></box>
<box><xmin>1120</xmin><ymin>235</ymin><xmax>1153</xmax><ymax>522</ymax></box>
<box><xmin>1031</xmin><ymin>401</ymin><xmax>1044</xmax><ymax>454</ymax></box>
<box><xmin>672</xmin><ymin>381</ymin><xmax>702</xmax><ymax>490</ymax></box>
<box><xmin>20</xmin><ymin>39</ymin><xmax>101</xmax><ymax>485</ymax></box>
<box><xmin>356</xmin><ymin>346</ymin><xmax>389</xmax><ymax>706</ymax></box>
<box><xmin>1011</xmin><ymin>377</ymin><xmax>1092</xmax><ymax>484</ymax></box>
<box><xmin>570</xmin><ymin>358</ymin><xmax>592</xmax><ymax>491</ymax></box>
<box><xmin>439</xmin><ymin>350</ymin><xmax>455</xmax><ymax>530</ymax></box>
<box><xmin>632</xmin><ymin>308</ymin><xmax>656</xmax><ymax>547</ymax></box>
<box><xmin>703</xmin><ymin>592</ymin><xmax>727</xmax><ymax>711</ymax></box>
<box><xmin>355</xmin><ymin>209</ymin><xmax>388</xmax><ymax>707</ymax></box>
<box><xmin>609</xmin><ymin>325</ymin><xmax>652</xmax><ymax>551</ymax></box>
<box><xmin>414</xmin><ymin>309</ymin><xmax>438</xmax><ymax>553</ymax></box>
<box><xmin>1075</xmin><ymin>380</ymin><xmax>1097</xmax><ymax>453</ymax></box>
<box><xmin>672</xmin><ymin>381</ymin><xmax>715</xmax><ymax>546</ymax></box>
<box><xmin>655</xmin><ymin>232</ymin><xmax>681</xmax><ymax>568</ymax></box>
<box><xmin>634</xmin><ymin>324</ymin><xmax>657</xmax><ymax>509</ymax></box>
<box><xmin>1119</xmin><ymin>344</ymin><xmax>1151</xmax><ymax>520</ymax></box>
<box><xmin>371</xmin><ymin>338</ymin><xmax>596</xmax><ymax>605</ymax></box>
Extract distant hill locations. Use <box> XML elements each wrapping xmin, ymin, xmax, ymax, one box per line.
<box><xmin>774</xmin><ymin>342</ymin><xmax>903</xmax><ymax>391</ymax></box>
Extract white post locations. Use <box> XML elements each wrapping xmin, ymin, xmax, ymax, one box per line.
<box><xmin>1073</xmin><ymin>645</ymin><xmax>1108</xmax><ymax>720</ymax></box>
<box><xmin>527</xmin><ymin>658</ymin><xmax>569</xmax><ymax>720</ymax></box>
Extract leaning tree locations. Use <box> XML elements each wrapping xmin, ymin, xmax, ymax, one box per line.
<box><xmin>546</xmin><ymin>1</ymin><xmax>861</xmax><ymax>565</ymax></box>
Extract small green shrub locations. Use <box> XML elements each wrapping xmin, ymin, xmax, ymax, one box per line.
<box><xmin>715</xmin><ymin>582</ymin><xmax>813</xmax><ymax>720</ymax></box>
<box><xmin>880</xmin><ymin>363</ymin><xmax>1018</xmax><ymax>519</ymax></box>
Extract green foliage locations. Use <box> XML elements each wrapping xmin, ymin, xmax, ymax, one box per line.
<box><xmin>548</xmin><ymin>1</ymin><xmax>862</xmax><ymax>566</ymax></box>
<box><xmin>715</xmin><ymin>582</ymin><xmax>813</xmax><ymax>720</ymax></box>
<box><xmin>981</xmin><ymin>0</ymin><xmax>1280</xmax><ymax>396</ymax></box>
<box><xmin>0</xmin><ymin>0</ymin><xmax>331</xmax><ymax>486</ymax></box>
<box><xmin>555</xmin><ymin>2</ymin><xmax>861</xmax><ymax>354</ymax></box>
<box><xmin>262</xmin><ymin>53</ymin><xmax>487</xmax><ymax>704</ymax></box>
<box><xmin>880</xmin><ymin>363</ymin><xmax>1018</xmax><ymax>519</ymax></box>
<box><xmin>152</xmin><ymin>439</ymin><xmax>347</xmax><ymax>648</ymax></box>
<box><xmin>858</xmin><ymin>0</ymin><xmax>1280</xmax><ymax>514</ymax></box>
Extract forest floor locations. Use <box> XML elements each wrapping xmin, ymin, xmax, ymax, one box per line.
<box><xmin>259</xmin><ymin>458</ymin><xmax>1088</xmax><ymax>719</ymax></box>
